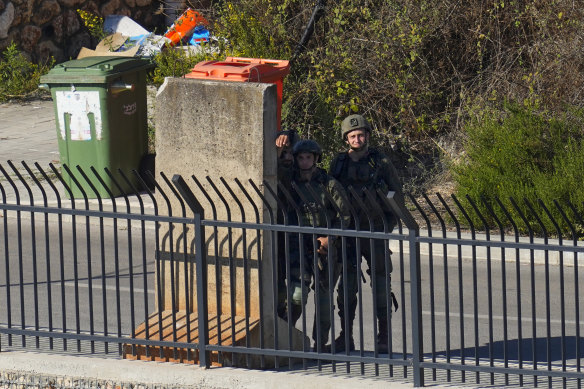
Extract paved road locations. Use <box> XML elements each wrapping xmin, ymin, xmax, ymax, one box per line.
<box><xmin>0</xmin><ymin>100</ymin><xmax>59</xmax><ymax>167</ymax></box>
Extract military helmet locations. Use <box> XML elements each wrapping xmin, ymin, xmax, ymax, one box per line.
<box><xmin>341</xmin><ymin>114</ymin><xmax>371</xmax><ymax>140</ymax></box>
<box><xmin>293</xmin><ymin>139</ymin><xmax>322</xmax><ymax>163</ymax></box>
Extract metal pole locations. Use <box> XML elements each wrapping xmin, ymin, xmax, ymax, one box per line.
<box><xmin>408</xmin><ymin>227</ymin><xmax>423</xmax><ymax>387</ymax></box>
<box><xmin>384</xmin><ymin>191</ymin><xmax>424</xmax><ymax>387</ymax></box>
<box><xmin>172</xmin><ymin>175</ymin><xmax>210</xmax><ymax>368</ymax></box>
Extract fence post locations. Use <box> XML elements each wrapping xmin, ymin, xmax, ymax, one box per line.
<box><xmin>172</xmin><ymin>175</ymin><xmax>210</xmax><ymax>368</ymax></box>
<box><xmin>385</xmin><ymin>191</ymin><xmax>424</xmax><ymax>387</ymax></box>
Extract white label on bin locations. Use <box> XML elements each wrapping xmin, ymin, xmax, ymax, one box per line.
<box><xmin>55</xmin><ymin>91</ymin><xmax>103</xmax><ymax>141</ymax></box>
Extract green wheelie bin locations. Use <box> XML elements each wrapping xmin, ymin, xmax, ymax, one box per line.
<box><xmin>40</xmin><ymin>56</ymin><xmax>154</xmax><ymax>198</ymax></box>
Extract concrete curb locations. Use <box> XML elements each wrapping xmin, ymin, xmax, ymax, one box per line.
<box><xmin>0</xmin><ymin>351</ymin><xmax>425</xmax><ymax>389</ymax></box>
<box><xmin>389</xmin><ymin>230</ymin><xmax>584</xmax><ymax>267</ymax></box>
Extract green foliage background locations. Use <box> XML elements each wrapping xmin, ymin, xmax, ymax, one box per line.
<box><xmin>210</xmin><ymin>0</ymin><xmax>584</xmax><ymax>178</ymax></box>
<box><xmin>150</xmin><ymin>45</ymin><xmax>210</xmax><ymax>85</ymax></box>
<box><xmin>4</xmin><ymin>1</ymin><xmax>584</xmax><ymax>234</ymax></box>
<box><xmin>0</xmin><ymin>42</ymin><xmax>53</xmax><ymax>102</ymax></box>
<box><xmin>209</xmin><ymin>0</ymin><xmax>584</xmax><ymax>234</ymax></box>
<box><xmin>453</xmin><ymin>102</ymin><xmax>584</xmax><ymax>234</ymax></box>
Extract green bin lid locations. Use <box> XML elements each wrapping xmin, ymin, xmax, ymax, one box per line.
<box><xmin>40</xmin><ymin>56</ymin><xmax>154</xmax><ymax>84</ymax></box>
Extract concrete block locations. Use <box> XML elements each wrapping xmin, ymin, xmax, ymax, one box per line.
<box><xmin>138</xmin><ymin>77</ymin><xmax>305</xmax><ymax>367</ymax></box>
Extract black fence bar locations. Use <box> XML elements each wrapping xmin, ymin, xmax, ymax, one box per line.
<box><xmin>0</xmin><ymin>163</ymin><xmax>26</xmax><ymax>348</ymax></box>
<box><xmin>483</xmin><ymin>197</ymin><xmax>509</xmax><ymax>385</ymax></box>
<box><xmin>0</xmin><ymin>167</ymin><xmax>13</xmax><ymax>347</ymax></box>
<box><xmin>26</xmin><ymin>162</ymin><xmax>53</xmax><ymax>350</ymax></box>
<box><xmin>0</xmin><ymin>164</ymin><xmax>583</xmax><ymax>388</ymax></box>
<box><xmin>162</xmin><ymin>172</ymin><xmax>193</xmax><ymax>362</ymax></box>
<box><xmin>497</xmin><ymin>196</ymin><xmax>522</xmax><ymax>386</ymax></box>
<box><xmin>8</xmin><ymin>161</ymin><xmax>41</xmax><ymax>349</ymax></box>
<box><xmin>172</xmin><ymin>175</ymin><xmax>210</xmax><ymax>368</ymax></box>
<box><xmin>236</xmin><ymin>178</ymin><xmax>265</xmax><ymax>368</ymax></box>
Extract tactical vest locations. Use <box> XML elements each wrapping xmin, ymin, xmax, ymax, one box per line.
<box><xmin>287</xmin><ymin>168</ymin><xmax>330</xmax><ymax>227</ymax></box>
<box><xmin>330</xmin><ymin>148</ymin><xmax>390</xmax><ymax>195</ymax></box>
<box><xmin>329</xmin><ymin>149</ymin><xmax>397</xmax><ymax>228</ymax></box>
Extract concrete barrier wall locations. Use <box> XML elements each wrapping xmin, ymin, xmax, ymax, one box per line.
<box><xmin>154</xmin><ymin>77</ymin><xmax>278</xmax><ymax>318</ymax></box>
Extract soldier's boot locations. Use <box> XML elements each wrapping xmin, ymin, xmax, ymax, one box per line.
<box><xmin>332</xmin><ymin>319</ymin><xmax>355</xmax><ymax>353</ymax></box>
<box><xmin>333</xmin><ymin>330</ymin><xmax>355</xmax><ymax>353</ymax></box>
<box><xmin>312</xmin><ymin>337</ymin><xmax>329</xmax><ymax>353</ymax></box>
<box><xmin>333</xmin><ymin>294</ymin><xmax>357</xmax><ymax>352</ymax></box>
<box><xmin>376</xmin><ymin>317</ymin><xmax>389</xmax><ymax>354</ymax></box>
<box><xmin>312</xmin><ymin>319</ymin><xmax>330</xmax><ymax>353</ymax></box>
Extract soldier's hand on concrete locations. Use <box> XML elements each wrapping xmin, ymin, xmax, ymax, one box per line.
<box><xmin>317</xmin><ymin>236</ymin><xmax>329</xmax><ymax>255</ymax></box>
<box><xmin>276</xmin><ymin>133</ymin><xmax>290</xmax><ymax>148</ymax></box>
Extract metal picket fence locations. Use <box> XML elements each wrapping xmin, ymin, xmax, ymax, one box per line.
<box><xmin>0</xmin><ymin>160</ymin><xmax>582</xmax><ymax>387</ymax></box>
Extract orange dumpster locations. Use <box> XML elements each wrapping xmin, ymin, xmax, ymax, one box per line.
<box><xmin>186</xmin><ymin>57</ymin><xmax>290</xmax><ymax>130</ymax></box>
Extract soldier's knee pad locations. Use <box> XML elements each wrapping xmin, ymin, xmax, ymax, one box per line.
<box><xmin>291</xmin><ymin>282</ymin><xmax>304</xmax><ymax>306</ymax></box>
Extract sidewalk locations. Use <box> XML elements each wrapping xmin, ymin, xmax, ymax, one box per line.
<box><xmin>0</xmin><ymin>99</ymin><xmax>59</xmax><ymax>167</ymax></box>
<box><xmin>0</xmin><ymin>350</ymin><xmax>470</xmax><ymax>389</ymax></box>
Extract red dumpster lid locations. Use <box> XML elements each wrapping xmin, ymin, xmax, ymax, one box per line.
<box><xmin>185</xmin><ymin>57</ymin><xmax>290</xmax><ymax>83</ymax></box>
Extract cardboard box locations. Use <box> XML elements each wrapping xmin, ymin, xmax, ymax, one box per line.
<box><xmin>77</xmin><ymin>33</ymin><xmax>140</xmax><ymax>59</ymax></box>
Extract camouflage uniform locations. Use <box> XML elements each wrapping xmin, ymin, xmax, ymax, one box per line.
<box><xmin>329</xmin><ymin>114</ymin><xmax>404</xmax><ymax>352</ymax></box>
<box><xmin>281</xmin><ymin>140</ymin><xmax>350</xmax><ymax>348</ymax></box>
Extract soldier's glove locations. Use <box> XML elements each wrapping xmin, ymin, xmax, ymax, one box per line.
<box><xmin>291</xmin><ymin>282</ymin><xmax>303</xmax><ymax>305</ymax></box>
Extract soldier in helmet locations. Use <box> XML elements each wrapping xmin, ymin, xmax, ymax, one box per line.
<box><xmin>329</xmin><ymin>114</ymin><xmax>404</xmax><ymax>354</ymax></box>
<box><xmin>281</xmin><ymin>139</ymin><xmax>350</xmax><ymax>350</ymax></box>
<box><xmin>276</xmin><ymin>130</ymin><xmax>297</xmax><ymax>171</ymax></box>
<box><xmin>275</xmin><ymin>129</ymin><xmax>298</xmax><ymax>320</ymax></box>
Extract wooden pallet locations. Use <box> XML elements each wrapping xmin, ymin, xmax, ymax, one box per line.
<box><xmin>123</xmin><ymin>310</ymin><xmax>259</xmax><ymax>366</ymax></box>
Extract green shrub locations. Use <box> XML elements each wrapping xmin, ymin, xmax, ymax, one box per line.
<box><xmin>0</xmin><ymin>42</ymin><xmax>53</xmax><ymax>102</ymax></box>
<box><xmin>453</xmin><ymin>102</ymin><xmax>584</xmax><ymax>235</ymax></box>
<box><xmin>213</xmin><ymin>1</ymin><xmax>290</xmax><ymax>59</ymax></box>
<box><xmin>209</xmin><ymin>0</ymin><xmax>584</xmax><ymax>182</ymax></box>
<box><xmin>77</xmin><ymin>9</ymin><xmax>108</xmax><ymax>42</ymax></box>
<box><xmin>209</xmin><ymin>0</ymin><xmax>443</xmax><ymax>172</ymax></box>
<box><xmin>149</xmin><ymin>45</ymin><xmax>215</xmax><ymax>86</ymax></box>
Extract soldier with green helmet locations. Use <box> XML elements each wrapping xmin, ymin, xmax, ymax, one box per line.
<box><xmin>329</xmin><ymin>114</ymin><xmax>404</xmax><ymax>354</ymax></box>
<box><xmin>280</xmin><ymin>139</ymin><xmax>351</xmax><ymax>350</ymax></box>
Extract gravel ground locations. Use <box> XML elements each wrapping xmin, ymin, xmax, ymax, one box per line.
<box><xmin>0</xmin><ymin>370</ymin><xmax>198</xmax><ymax>389</ymax></box>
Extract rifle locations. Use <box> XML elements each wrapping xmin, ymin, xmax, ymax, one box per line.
<box><xmin>290</xmin><ymin>0</ymin><xmax>327</xmax><ymax>65</ymax></box>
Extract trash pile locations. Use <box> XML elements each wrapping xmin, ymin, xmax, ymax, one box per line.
<box><xmin>78</xmin><ymin>9</ymin><xmax>211</xmax><ymax>59</ymax></box>
<box><xmin>164</xmin><ymin>9</ymin><xmax>209</xmax><ymax>47</ymax></box>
